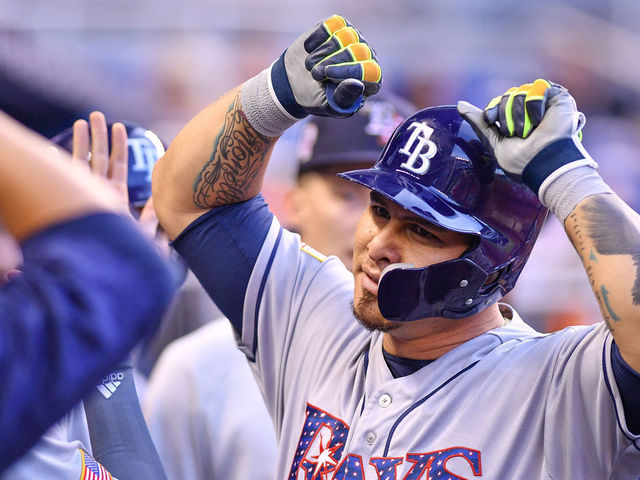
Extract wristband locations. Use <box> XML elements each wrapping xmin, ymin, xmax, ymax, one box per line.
<box><xmin>240</xmin><ymin>66</ymin><xmax>301</xmax><ymax>138</ymax></box>
<box><xmin>541</xmin><ymin>165</ymin><xmax>613</xmax><ymax>223</ymax></box>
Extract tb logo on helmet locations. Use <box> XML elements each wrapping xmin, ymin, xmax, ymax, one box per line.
<box><xmin>398</xmin><ymin>121</ymin><xmax>437</xmax><ymax>175</ymax></box>
<box><xmin>129</xmin><ymin>137</ymin><xmax>163</xmax><ymax>182</ymax></box>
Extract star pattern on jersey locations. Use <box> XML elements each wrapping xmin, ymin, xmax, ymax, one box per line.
<box><xmin>405</xmin><ymin>448</ymin><xmax>481</xmax><ymax>480</ymax></box>
<box><xmin>370</xmin><ymin>457</ymin><xmax>403</xmax><ymax>480</ymax></box>
<box><xmin>289</xmin><ymin>404</ymin><xmax>350</xmax><ymax>480</ymax></box>
<box><xmin>309</xmin><ymin>435</ymin><xmax>342</xmax><ymax>480</ymax></box>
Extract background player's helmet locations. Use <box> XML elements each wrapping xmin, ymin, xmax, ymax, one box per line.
<box><xmin>339</xmin><ymin>106</ymin><xmax>549</xmax><ymax>321</ymax></box>
<box><xmin>295</xmin><ymin>92</ymin><xmax>415</xmax><ymax>175</ymax></box>
<box><xmin>51</xmin><ymin>121</ymin><xmax>165</xmax><ymax>207</ymax></box>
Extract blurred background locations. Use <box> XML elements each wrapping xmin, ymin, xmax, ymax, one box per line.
<box><xmin>2</xmin><ymin>0</ymin><xmax>639</xmax><ymax>332</ymax></box>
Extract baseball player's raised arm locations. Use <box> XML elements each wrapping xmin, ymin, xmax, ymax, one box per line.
<box><xmin>563</xmin><ymin>194</ymin><xmax>640</xmax><ymax>364</ymax></box>
<box><xmin>459</xmin><ymin>80</ymin><xmax>640</xmax><ymax>372</ymax></box>
<box><xmin>153</xmin><ymin>15</ymin><xmax>381</xmax><ymax>240</ymax></box>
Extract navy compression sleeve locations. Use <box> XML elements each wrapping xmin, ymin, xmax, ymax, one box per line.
<box><xmin>0</xmin><ymin>213</ymin><xmax>175</xmax><ymax>472</ymax></box>
<box><xmin>171</xmin><ymin>195</ymin><xmax>272</xmax><ymax>333</ymax></box>
<box><xmin>84</xmin><ymin>357</ymin><xmax>167</xmax><ymax>479</ymax></box>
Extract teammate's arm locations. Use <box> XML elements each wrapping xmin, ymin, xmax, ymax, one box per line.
<box><xmin>0</xmin><ymin>111</ymin><xmax>176</xmax><ymax>472</ymax></box>
<box><xmin>458</xmin><ymin>81</ymin><xmax>640</xmax><ymax>372</ymax></box>
<box><xmin>0</xmin><ymin>111</ymin><xmax>122</xmax><ymax>238</ymax></box>
<box><xmin>70</xmin><ymin>112</ymin><xmax>169</xmax><ymax>479</ymax></box>
<box><xmin>153</xmin><ymin>15</ymin><xmax>382</xmax><ymax>240</ymax></box>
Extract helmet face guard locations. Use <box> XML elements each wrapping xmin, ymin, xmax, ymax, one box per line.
<box><xmin>51</xmin><ymin>121</ymin><xmax>166</xmax><ymax>208</ymax></box>
<box><xmin>339</xmin><ymin>106</ymin><xmax>548</xmax><ymax>321</ymax></box>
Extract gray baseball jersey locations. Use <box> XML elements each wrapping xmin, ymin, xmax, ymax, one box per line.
<box><xmin>233</xmin><ymin>217</ymin><xmax>640</xmax><ymax>480</ymax></box>
<box><xmin>0</xmin><ymin>404</ymin><xmax>116</xmax><ymax>479</ymax></box>
<box><xmin>144</xmin><ymin>319</ymin><xmax>277</xmax><ymax>480</ymax></box>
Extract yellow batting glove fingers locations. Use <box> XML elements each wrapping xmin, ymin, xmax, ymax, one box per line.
<box><xmin>526</xmin><ymin>78</ymin><xmax>551</xmax><ymax>98</ymax></box>
<box><xmin>361</xmin><ymin>60</ymin><xmax>382</xmax><ymax>85</ymax></box>
<box><xmin>305</xmin><ymin>26</ymin><xmax>360</xmax><ymax>71</ymax></box>
<box><xmin>484</xmin><ymin>94</ymin><xmax>503</xmax><ymax>125</ymax></box>
<box><xmin>303</xmin><ymin>15</ymin><xmax>350</xmax><ymax>55</ymax></box>
<box><xmin>348</xmin><ymin>43</ymin><xmax>373</xmax><ymax>62</ymax></box>
<box><xmin>322</xmin><ymin>15</ymin><xmax>348</xmax><ymax>35</ymax></box>
<box><xmin>511</xmin><ymin>85</ymin><xmax>533</xmax><ymax>138</ymax></box>
<box><xmin>485</xmin><ymin>82</ymin><xmax>554</xmax><ymax>138</ymax></box>
<box><xmin>501</xmin><ymin>86</ymin><xmax>524</xmax><ymax>137</ymax></box>
<box><xmin>524</xmin><ymin>78</ymin><xmax>552</xmax><ymax>130</ymax></box>
<box><xmin>323</xmin><ymin>59</ymin><xmax>381</xmax><ymax>96</ymax></box>
<box><xmin>333</xmin><ymin>27</ymin><xmax>360</xmax><ymax>49</ymax></box>
<box><xmin>309</xmin><ymin>37</ymin><xmax>381</xmax><ymax>96</ymax></box>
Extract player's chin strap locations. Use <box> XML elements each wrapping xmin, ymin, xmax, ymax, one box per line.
<box><xmin>377</xmin><ymin>258</ymin><xmax>503</xmax><ymax>322</ymax></box>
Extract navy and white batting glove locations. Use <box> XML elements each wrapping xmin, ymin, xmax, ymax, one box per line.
<box><xmin>458</xmin><ymin>79</ymin><xmax>612</xmax><ymax>223</ymax></box>
<box><xmin>241</xmin><ymin>15</ymin><xmax>382</xmax><ymax>137</ymax></box>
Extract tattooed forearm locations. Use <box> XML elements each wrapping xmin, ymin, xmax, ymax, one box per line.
<box><xmin>566</xmin><ymin>194</ymin><xmax>640</xmax><ymax>331</ymax></box>
<box><xmin>569</xmin><ymin>208</ymin><xmax>616</xmax><ymax>328</ymax></box>
<box><xmin>192</xmin><ymin>92</ymin><xmax>275</xmax><ymax>208</ymax></box>
<box><xmin>581</xmin><ymin>195</ymin><xmax>640</xmax><ymax>306</ymax></box>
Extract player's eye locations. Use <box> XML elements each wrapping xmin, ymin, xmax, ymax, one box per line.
<box><xmin>410</xmin><ymin>223</ymin><xmax>441</xmax><ymax>243</ymax></box>
<box><xmin>371</xmin><ymin>204</ymin><xmax>390</xmax><ymax>220</ymax></box>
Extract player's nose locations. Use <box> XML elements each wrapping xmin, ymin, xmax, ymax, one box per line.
<box><xmin>366</xmin><ymin>223</ymin><xmax>402</xmax><ymax>268</ymax></box>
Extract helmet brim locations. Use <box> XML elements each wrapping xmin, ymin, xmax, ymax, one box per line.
<box><xmin>339</xmin><ymin>167</ymin><xmax>491</xmax><ymax>237</ymax></box>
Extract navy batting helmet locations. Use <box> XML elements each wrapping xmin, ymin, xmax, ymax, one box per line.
<box><xmin>339</xmin><ymin>106</ymin><xmax>548</xmax><ymax>321</ymax></box>
<box><xmin>51</xmin><ymin>121</ymin><xmax>165</xmax><ymax>208</ymax></box>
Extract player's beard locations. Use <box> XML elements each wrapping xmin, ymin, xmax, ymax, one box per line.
<box><xmin>351</xmin><ymin>290</ymin><xmax>399</xmax><ymax>333</ymax></box>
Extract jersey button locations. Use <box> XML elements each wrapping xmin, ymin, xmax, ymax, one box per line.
<box><xmin>365</xmin><ymin>432</ymin><xmax>377</xmax><ymax>445</ymax></box>
<box><xmin>378</xmin><ymin>394</ymin><xmax>392</xmax><ymax>408</ymax></box>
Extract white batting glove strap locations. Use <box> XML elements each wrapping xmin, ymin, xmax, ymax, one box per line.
<box><xmin>541</xmin><ymin>164</ymin><xmax>613</xmax><ymax>223</ymax></box>
<box><xmin>241</xmin><ymin>67</ymin><xmax>299</xmax><ymax>138</ymax></box>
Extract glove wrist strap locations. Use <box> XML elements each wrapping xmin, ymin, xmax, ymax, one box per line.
<box><xmin>240</xmin><ymin>62</ymin><xmax>304</xmax><ymax>138</ymax></box>
<box><xmin>522</xmin><ymin>137</ymin><xmax>594</xmax><ymax>195</ymax></box>
<box><xmin>541</xmin><ymin>164</ymin><xmax>613</xmax><ymax>223</ymax></box>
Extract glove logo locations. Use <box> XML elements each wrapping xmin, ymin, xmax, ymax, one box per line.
<box><xmin>398</xmin><ymin>122</ymin><xmax>437</xmax><ymax>175</ymax></box>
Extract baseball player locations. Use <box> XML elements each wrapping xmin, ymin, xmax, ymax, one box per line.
<box><xmin>143</xmin><ymin>96</ymin><xmax>411</xmax><ymax>480</ymax></box>
<box><xmin>152</xmin><ymin>15</ymin><xmax>640</xmax><ymax>479</ymax></box>
<box><xmin>1</xmin><ymin>112</ymin><xmax>171</xmax><ymax>479</ymax></box>
<box><xmin>0</xmin><ymin>110</ymin><xmax>175</xmax><ymax>473</ymax></box>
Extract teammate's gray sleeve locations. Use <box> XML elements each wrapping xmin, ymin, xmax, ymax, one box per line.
<box><xmin>0</xmin><ymin>405</ymin><xmax>118</xmax><ymax>480</ymax></box>
<box><xmin>144</xmin><ymin>320</ymin><xmax>277</xmax><ymax>480</ymax></box>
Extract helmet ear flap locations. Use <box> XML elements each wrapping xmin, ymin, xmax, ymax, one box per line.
<box><xmin>378</xmin><ymin>258</ymin><xmax>491</xmax><ymax>322</ymax></box>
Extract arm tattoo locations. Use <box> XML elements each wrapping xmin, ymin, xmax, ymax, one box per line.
<box><xmin>570</xmin><ymin>195</ymin><xmax>640</xmax><ymax>330</ymax></box>
<box><xmin>582</xmin><ymin>196</ymin><xmax>640</xmax><ymax>305</ymax></box>
<box><xmin>193</xmin><ymin>92</ymin><xmax>275</xmax><ymax>208</ymax></box>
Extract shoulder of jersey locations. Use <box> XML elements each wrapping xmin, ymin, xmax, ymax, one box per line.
<box><xmin>300</xmin><ymin>243</ymin><xmax>327</xmax><ymax>262</ymax></box>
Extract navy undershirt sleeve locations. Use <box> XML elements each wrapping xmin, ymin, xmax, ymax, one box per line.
<box><xmin>611</xmin><ymin>341</ymin><xmax>640</xmax><ymax>435</ymax></box>
<box><xmin>0</xmin><ymin>213</ymin><xmax>175</xmax><ymax>473</ymax></box>
<box><xmin>171</xmin><ymin>195</ymin><xmax>273</xmax><ymax>334</ymax></box>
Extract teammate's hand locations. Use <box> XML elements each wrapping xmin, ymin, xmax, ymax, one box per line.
<box><xmin>457</xmin><ymin>80</ymin><xmax>594</xmax><ymax>197</ymax></box>
<box><xmin>71</xmin><ymin>111</ymin><xmax>130</xmax><ymax>212</ymax></box>
<box><xmin>273</xmin><ymin>15</ymin><xmax>382</xmax><ymax>118</ymax></box>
